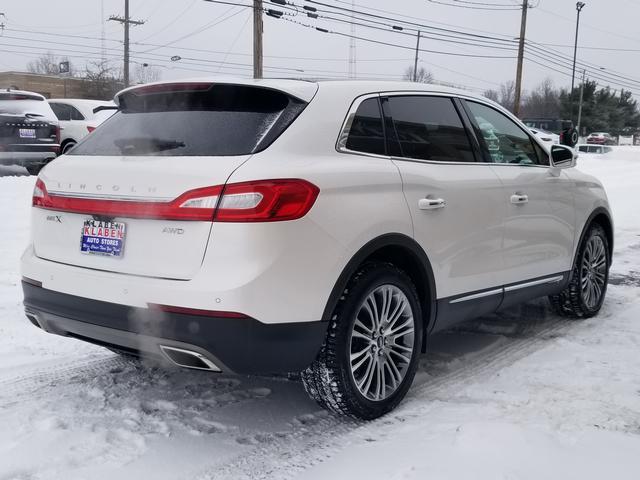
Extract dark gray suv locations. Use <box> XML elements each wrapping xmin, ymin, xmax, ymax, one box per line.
<box><xmin>0</xmin><ymin>89</ymin><xmax>60</xmax><ymax>174</ymax></box>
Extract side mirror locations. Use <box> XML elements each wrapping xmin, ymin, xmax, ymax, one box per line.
<box><xmin>550</xmin><ymin>145</ymin><xmax>576</xmax><ymax>168</ymax></box>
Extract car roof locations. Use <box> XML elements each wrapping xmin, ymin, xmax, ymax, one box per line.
<box><xmin>47</xmin><ymin>98</ymin><xmax>114</xmax><ymax>106</ymax></box>
<box><xmin>116</xmin><ymin>78</ymin><xmax>488</xmax><ymax>104</ymax></box>
<box><xmin>0</xmin><ymin>89</ymin><xmax>46</xmax><ymax>101</ymax></box>
<box><xmin>47</xmin><ymin>98</ymin><xmax>115</xmax><ymax>117</ymax></box>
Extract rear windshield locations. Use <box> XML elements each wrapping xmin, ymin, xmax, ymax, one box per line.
<box><xmin>0</xmin><ymin>96</ymin><xmax>55</xmax><ymax>119</ymax></box>
<box><xmin>70</xmin><ymin>85</ymin><xmax>307</xmax><ymax>156</ymax></box>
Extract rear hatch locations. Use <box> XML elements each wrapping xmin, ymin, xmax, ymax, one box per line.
<box><xmin>31</xmin><ymin>82</ymin><xmax>313</xmax><ymax>279</ymax></box>
<box><xmin>0</xmin><ymin>93</ymin><xmax>59</xmax><ymax>151</ymax></box>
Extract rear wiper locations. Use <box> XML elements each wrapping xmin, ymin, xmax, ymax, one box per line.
<box><xmin>113</xmin><ymin>137</ymin><xmax>186</xmax><ymax>154</ymax></box>
<box><xmin>25</xmin><ymin>112</ymin><xmax>45</xmax><ymax>118</ymax></box>
<box><xmin>93</xmin><ymin>105</ymin><xmax>118</xmax><ymax>114</ymax></box>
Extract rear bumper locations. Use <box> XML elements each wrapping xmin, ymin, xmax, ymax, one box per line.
<box><xmin>22</xmin><ymin>281</ymin><xmax>327</xmax><ymax>375</ymax></box>
<box><xmin>0</xmin><ymin>150</ymin><xmax>57</xmax><ymax>166</ymax></box>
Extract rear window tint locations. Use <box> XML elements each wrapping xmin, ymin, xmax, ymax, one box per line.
<box><xmin>70</xmin><ymin>85</ymin><xmax>306</xmax><ymax>156</ymax></box>
<box><xmin>0</xmin><ymin>97</ymin><xmax>55</xmax><ymax>119</ymax></box>
<box><xmin>386</xmin><ymin>96</ymin><xmax>474</xmax><ymax>162</ymax></box>
<box><xmin>344</xmin><ymin>98</ymin><xmax>385</xmax><ymax>156</ymax></box>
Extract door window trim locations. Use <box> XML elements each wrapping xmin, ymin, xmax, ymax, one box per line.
<box><xmin>460</xmin><ymin>98</ymin><xmax>552</xmax><ymax>169</ymax></box>
<box><xmin>336</xmin><ymin>90</ymin><xmax>552</xmax><ymax>167</ymax></box>
<box><xmin>336</xmin><ymin>93</ymin><xmax>390</xmax><ymax>160</ymax></box>
<box><xmin>380</xmin><ymin>94</ymin><xmax>480</xmax><ymax>165</ymax></box>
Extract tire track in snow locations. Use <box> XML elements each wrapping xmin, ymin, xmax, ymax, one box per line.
<box><xmin>0</xmin><ymin>353</ymin><xmax>126</xmax><ymax>402</ymax></box>
<box><xmin>197</xmin><ymin>307</ymin><xmax>576</xmax><ymax>480</ymax></box>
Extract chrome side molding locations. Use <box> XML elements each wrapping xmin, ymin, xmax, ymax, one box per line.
<box><xmin>449</xmin><ymin>275</ymin><xmax>564</xmax><ymax>304</ymax></box>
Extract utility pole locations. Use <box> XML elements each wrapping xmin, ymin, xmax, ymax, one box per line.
<box><xmin>513</xmin><ymin>0</ymin><xmax>528</xmax><ymax>117</ymax></box>
<box><xmin>253</xmin><ymin>0</ymin><xmax>263</xmax><ymax>79</ymax></box>
<box><xmin>348</xmin><ymin>0</ymin><xmax>356</xmax><ymax>79</ymax></box>
<box><xmin>109</xmin><ymin>0</ymin><xmax>145</xmax><ymax>87</ymax></box>
<box><xmin>571</xmin><ymin>2</ymin><xmax>586</xmax><ymax>120</ymax></box>
<box><xmin>413</xmin><ymin>31</ymin><xmax>421</xmax><ymax>82</ymax></box>
<box><xmin>576</xmin><ymin>69</ymin><xmax>586</xmax><ymax>137</ymax></box>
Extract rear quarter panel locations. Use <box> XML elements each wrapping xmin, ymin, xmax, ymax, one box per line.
<box><xmin>212</xmin><ymin>86</ymin><xmax>413</xmax><ymax>323</ymax></box>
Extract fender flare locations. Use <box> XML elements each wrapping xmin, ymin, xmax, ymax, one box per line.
<box><xmin>321</xmin><ymin>233</ymin><xmax>437</xmax><ymax>332</ymax></box>
<box><xmin>573</xmin><ymin>207</ymin><xmax>614</xmax><ymax>267</ymax></box>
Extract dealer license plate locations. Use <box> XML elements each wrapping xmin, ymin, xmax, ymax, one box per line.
<box><xmin>19</xmin><ymin>128</ymin><xmax>36</xmax><ymax>139</ymax></box>
<box><xmin>80</xmin><ymin>219</ymin><xmax>126</xmax><ymax>257</ymax></box>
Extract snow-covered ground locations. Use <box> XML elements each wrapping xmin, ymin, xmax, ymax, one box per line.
<box><xmin>1</xmin><ymin>151</ymin><xmax>639</xmax><ymax>480</ymax></box>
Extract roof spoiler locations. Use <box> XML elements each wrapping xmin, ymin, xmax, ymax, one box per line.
<box><xmin>93</xmin><ymin>105</ymin><xmax>119</xmax><ymax>114</ymax></box>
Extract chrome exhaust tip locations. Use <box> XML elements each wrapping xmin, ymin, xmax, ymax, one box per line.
<box><xmin>159</xmin><ymin>345</ymin><xmax>221</xmax><ymax>372</ymax></box>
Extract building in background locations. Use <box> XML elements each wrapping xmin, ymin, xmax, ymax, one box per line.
<box><xmin>0</xmin><ymin>72</ymin><xmax>122</xmax><ymax>100</ymax></box>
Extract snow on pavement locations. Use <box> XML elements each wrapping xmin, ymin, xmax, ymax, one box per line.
<box><xmin>0</xmin><ymin>150</ymin><xmax>639</xmax><ymax>479</ymax></box>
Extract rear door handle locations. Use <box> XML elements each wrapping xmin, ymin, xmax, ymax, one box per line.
<box><xmin>510</xmin><ymin>194</ymin><xmax>529</xmax><ymax>205</ymax></box>
<box><xmin>418</xmin><ymin>198</ymin><xmax>446</xmax><ymax>210</ymax></box>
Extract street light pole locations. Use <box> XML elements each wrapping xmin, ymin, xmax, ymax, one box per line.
<box><xmin>577</xmin><ymin>69</ymin><xmax>586</xmax><ymax>138</ymax></box>
<box><xmin>571</xmin><ymin>2</ymin><xmax>586</xmax><ymax>119</ymax></box>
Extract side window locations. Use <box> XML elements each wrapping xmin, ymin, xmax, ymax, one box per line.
<box><xmin>69</xmin><ymin>106</ymin><xmax>85</xmax><ymax>121</ymax></box>
<box><xmin>466</xmin><ymin>101</ymin><xmax>542</xmax><ymax>166</ymax></box>
<box><xmin>344</xmin><ymin>97</ymin><xmax>386</xmax><ymax>156</ymax></box>
<box><xmin>385</xmin><ymin>96</ymin><xmax>474</xmax><ymax>162</ymax></box>
<box><xmin>578</xmin><ymin>145</ymin><xmax>588</xmax><ymax>153</ymax></box>
<box><xmin>49</xmin><ymin>103</ymin><xmax>71</xmax><ymax>121</ymax></box>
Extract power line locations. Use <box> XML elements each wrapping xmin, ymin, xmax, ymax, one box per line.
<box><xmin>426</xmin><ymin>0</ymin><xmax>523</xmax><ymax>10</ymax></box>
<box><xmin>270</xmin><ymin>13</ymin><xmax>517</xmax><ymax>58</ymax></box>
<box><xmin>140</xmin><ymin>5</ymin><xmax>244</xmax><ymax>53</ymax></box>
<box><xmin>136</xmin><ymin>0</ymin><xmax>199</xmax><ymax>42</ymax></box>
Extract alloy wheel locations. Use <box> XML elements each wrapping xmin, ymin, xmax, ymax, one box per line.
<box><xmin>580</xmin><ymin>235</ymin><xmax>607</xmax><ymax>309</ymax></box>
<box><xmin>349</xmin><ymin>284</ymin><xmax>415</xmax><ymax>402</ymax></box>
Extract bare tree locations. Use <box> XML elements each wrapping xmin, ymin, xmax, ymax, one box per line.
<box><xmin>483</xmin><ymin>89</ymin><xmax>500</xmax><ymax>103</ymax></box>
<box><xmin>521</xmin><ymin>78</ymin><xmax>560</xmax><ymax>118</ymax></box>
<box><xmin>482</xmin><ymin>82</ymin><xmax>516</xmax><ymax>111</ymax></box>
<box><xmin>134</xmin><ymin>63</ymin><xmax>162</xmax><ymax>84</ymax></box>
<box><xmin>83</xmin><ymin>61</ymin><xmax>124</xmax><ymax>100</ymax></box>
<box><xmin>27</xmin><ymin>52</ymin><xmax>74</xmax><ymax>76</ymax></box>
<box><xmin>403</xmin><ymin>66</ymin><xmax>434</xmax><ymax>83</ymax></box>
<box><xmin>499</xmin><ymin>80</ymin><xmax>516</xmax><ymax>112</ymax></box>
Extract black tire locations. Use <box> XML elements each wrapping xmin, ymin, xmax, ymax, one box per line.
<box><xmin>561</xmin><ymin>127</ymin><xmax>579</xmax><ymax>147</ymax></box>
<box><xmin>549</xmin><ymin>223</ymin><xmax>610</xmax><ymax>318</ymax></box>
<box><xmin>301</xmin><ymin>262</ymin><xmax>423</xmax><ymax>420</ymax></box>
<box><xmin>61</xmin><ymin>141</ymin><xmax>76</xmax><ymax>154</ymax></box>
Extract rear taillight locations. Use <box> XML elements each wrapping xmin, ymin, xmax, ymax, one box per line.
<box><xmin>32</xmin><ymin>179</ymin><xmax>319</xmax><ymax>222</ymax></box>
<box><xmin>216</xmin><ymin>179</ymin><xmax>319</xmax><ymax>222</ymax></box>
<box><xmin>55</xmin><ymin>125</ymin><xmax>61</xmax><ymax>144</ymax></box>
<box><xmin>32</xmin><ymin>182</ymin><xmax>222</xmax><ymax>221</ymax></box>
<box><xmin>32</xmin><ymin>178</ymin><xmax>50</xmax><ymax>208</ymax></box>
<box><xmin>87</xmin><ymin>126</ymin><xmax>96</xmax><ymax>133</ymax></box>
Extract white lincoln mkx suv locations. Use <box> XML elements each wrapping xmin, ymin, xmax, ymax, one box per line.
<box><xmin>21</xmin><ymin>79</ymin><xmax>613</xmax><ymax>419</ymax></box>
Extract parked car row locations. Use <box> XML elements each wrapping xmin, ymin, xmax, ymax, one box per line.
<box><xmin>0</xmin><ymin>88</ymin><xmax>115</xmax><ymax>174</ymax></box>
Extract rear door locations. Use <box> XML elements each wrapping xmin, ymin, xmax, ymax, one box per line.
<box><xmin>383</xmin><ymin>94</ymin><xmax>506</xmax><ymax>328</ymax></box>
<box><xmin>462</xmin><ymin>100</ymin><xmax>575</xmax><ymax>291</ymax></box>
<box><xmin>32</xmin><ymin>83</ymin><xmax>310</xmax><ymax>280</ymax></box>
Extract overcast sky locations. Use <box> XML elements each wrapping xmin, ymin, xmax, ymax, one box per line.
<box><xmin>1</xmin><ymin>0</ymin><xmax>639</xmax><ymax>96</ymax></box>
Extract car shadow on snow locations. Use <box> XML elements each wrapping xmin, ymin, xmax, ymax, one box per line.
<box><xmin>11</xmin><ymin>298</ymin><xmax>572</xmax><ymax>438</ymax></box>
